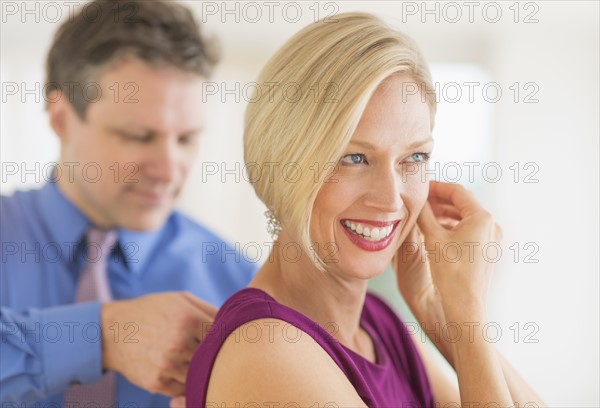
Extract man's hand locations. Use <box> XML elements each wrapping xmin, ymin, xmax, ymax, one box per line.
<box><xmin>101</xmin><ymin>292</ymin><xmax>217</xmax><ymax>396</ymax></box>
<box><xmin>170</xmin><ymin>396</ymin><xmax>186</xmax><ymax>408</ymax></box>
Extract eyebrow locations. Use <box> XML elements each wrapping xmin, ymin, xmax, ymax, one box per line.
<box><xmin>348</xmin><ymin>137</ymin><xmax>434</xmax><ymax>151</ymax></box>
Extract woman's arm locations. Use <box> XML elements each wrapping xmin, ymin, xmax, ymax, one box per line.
<box><xmin>409</xmin><ymin>330</ymin><xmax>461</xmax><ymax>406</ymax></box>
<box><xmin>497</xmin><ymin>351</ymin><xmax>546</xmax><ymax>407</ymax></box>
<box><xmin>396</xmin><ymin>181</ymin><xmax>545</xmax><ymax>407</ymax></box>
<box><xmin>415</xmin><ymin>322</ymin><xmax>547</xmax><ymax>407</ymax></box>
<box><xmin>441</xmin><ymin>302</ymin><xmax>513</xmax><ymax>407</ymax></box>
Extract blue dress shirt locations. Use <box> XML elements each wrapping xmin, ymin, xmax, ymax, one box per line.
<box><xmin>0</xmin><ymin>181</ymin><xmax>257</xmax><ymax>406</ymax></box>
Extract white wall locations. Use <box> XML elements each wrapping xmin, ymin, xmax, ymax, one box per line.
<box><xmin>1</xmin><ymin>1</ymin><xmax>598</xmax><ymax>405</ymax></box>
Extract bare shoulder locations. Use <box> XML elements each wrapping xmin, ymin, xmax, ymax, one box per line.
<box><xmin>206</xmin><ymin>318</ymin><xmax>367</xmax><ymax>407</ymax></box>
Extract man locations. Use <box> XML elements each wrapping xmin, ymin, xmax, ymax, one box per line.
<box><xmin>0</xmin><ymin>1</ymin><xmax>256</xmax><ymax>406</ymax></box>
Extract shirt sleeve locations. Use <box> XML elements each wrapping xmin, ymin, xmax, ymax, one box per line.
<box><xmin>0</xmin><ymin>302</ymin><xmax>103</xmax><ymax>403</ymax></box>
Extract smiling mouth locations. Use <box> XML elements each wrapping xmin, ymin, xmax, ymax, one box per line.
<box><xmin>342</xmin><ymin>220</ymin><xmax>398</xmax><ymax>242</ymax></box>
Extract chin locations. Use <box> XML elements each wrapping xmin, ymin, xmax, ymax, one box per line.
<box><xmin>335</xmin><ymin>260</ymin><xmax>390</xmax><ymax>281</ymax></box>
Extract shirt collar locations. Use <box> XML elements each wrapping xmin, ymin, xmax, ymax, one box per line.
<box><xmin>118</xmin><ymin>227</ymin><xmax>165</xmax><ymax>275</ymax></box>
<box><xmin>38</xmin><ymin>181</ymin><xmax>90</xmax><ymax>249</ymax></box>
<box><xmin>39</xmin><ymin>181</ymin><xmax>167</xmax><ymax>275</ymax></box>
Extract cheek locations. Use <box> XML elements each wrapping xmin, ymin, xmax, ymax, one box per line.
<box><xmin>310</xmin><ymin>187</ymin><xmax>335</xmax><ymax>240</ymax></box>
<box><xmin>179</xmin><ymin>148</ymin><xmax>198</xmax><ymax>172</ymax></box>
<box><xmin>72</xmin><ymin>130</ymin><xmax>116</xmax><ymax>163</ymax></box>
<box><xmin>310</xmin><ymin>180</ymin><xmax>354</xmax><ymax>239</ymax></box>
<box><xmin>66</xmin><ymin>126</ymin><xmax>93</xmax><ymax>157</ymax></box>
<box><xmin>402</xmin><ymin>177</ymin><xmax>429</xmax><ymax>216</ymax></box>
<box><xmin>313</xmin><ymin>177</ymin><xmax>365</xmax><ymax>218</ymax></box>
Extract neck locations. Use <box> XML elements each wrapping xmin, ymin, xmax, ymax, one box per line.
<box><xmin>54</xmin><ymin>161</ymin><xmax>112</xmax><ymax>229</ymax></box>
<box><xmin>250</xmin><ymin>231</ymin><xmax>368</xmax><ymax>348</ymax></box>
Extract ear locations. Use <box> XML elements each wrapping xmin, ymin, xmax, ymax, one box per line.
<box><xmin>46</xmin><ymin>89</ymin><xmax>72</xmax><ymax>142</ymax></box>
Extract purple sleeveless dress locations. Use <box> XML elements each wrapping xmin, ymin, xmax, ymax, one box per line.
<box><xmin>186</xmin><ymin>288</ymin><xmax>434</xmax><ymax>407</ymax></box>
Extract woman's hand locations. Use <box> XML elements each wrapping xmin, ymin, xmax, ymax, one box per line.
<box><xmin>393</xmin><ymin>181</ymin><xmax>503</xmax><ymax>365</ymax></box>
<box><xmin>417</xmin><ymin>181</ymin><xmax>502</xmax><ymax>318</ymax></box>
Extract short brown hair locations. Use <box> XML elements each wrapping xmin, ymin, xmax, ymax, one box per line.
<box><xmin>45</xmin><ymin>0</ymin><xmax>218</xmax><ymax>118</ymax></box>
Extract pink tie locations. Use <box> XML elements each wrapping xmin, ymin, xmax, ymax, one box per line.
<box><xmin>64</xmin><ymin>228</ymin><xmax>118</xmax><ymax>408</ymax></box>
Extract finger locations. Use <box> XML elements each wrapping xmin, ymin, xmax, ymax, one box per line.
<box><xmin>495</xmin><ymin>223</ymin><xmax>503</xmax><ymax>242</ymax></box>
<box><xmin>429</xmin><ymin>202</ymin><xmax>462</xmax><ymax>222</ymax></box>
<box><xmin>163</xmin><ymin>335</ymin><xmax>200</xmax><ymax>367</ymax></box>
<box><xmin>180</xmin><ymin>292</ymin><xmax>218</xmax><ymax>342</ymax></box>
<box><xmin>417</xmin><ymin>201</ymin><xmax>442</xmax><ymax>237</ymax></box>
<box><xmin>401</xmin><ymin>225</ymin><xmax>422</xmax><ymax>248</ymax></box>
<box><xmin>438</xmin><ymin>217</ymin><xmax>460</xmax><ymax>230</ymax></box>
<box><xmin>427</xmin><ymin>192</ymin><xmax>454</xmax><ymax>206</ymax></box>
<box><xmin>154</xmin><ymin>359</ymin><xmax>189</xmax><ymax>395</ymax></box>
<box><xmin>181</xmin><ymin>292</ymin><xmax>218</xmax><ymax>317</ymax></box>
<box><xmin>163</xmin><ymin>357</ymin><xmax>190</xmax><ymax>385</ymax></box>
<box><xmin>158</xmin><ymin>377</ymin><xmax>186</xmax><ymax>397</ymax></box>
<box><xmin>170</xmin><ymin>396</ymin><xmax>186</xmax><ymax>408</ymax></box>
<box><xmin>195</xmin><ymin>328</ymin><xmax>209</xmax><ymax>344</ymax></box>
<box><xmin>396</xmin><ymin>227</ymin><xmax>421</xmax><ymax>267</ymax></box>
<box><xmin>188</xmin><ymin>311</ymin><xmax>218</xmax><ymax>343</ymax></box>
<box><xmin>428</xmin><ymin>181</ymin><xmax>483</xmax><ymax>217</ymax></box>
<box><xmin>176</xmin><ymin>336</ymin><xmax>201</xmax><ymax>362</ymax></box>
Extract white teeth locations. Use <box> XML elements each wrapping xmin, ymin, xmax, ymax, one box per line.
<box><xmin>343</xmin><ymin>220</ymin><xmax>396</xmax><ymax>241</ymax></box>
<box><xmin>371</xmin><ymin>228</ymin><xmax>380</xmax><ymax>239</ymax></box>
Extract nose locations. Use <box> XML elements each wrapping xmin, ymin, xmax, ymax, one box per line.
<box><xmin>142</xmin><ymin>137</ymin><xmax>179</xmax><ymax>184</ymax></box>
<box><xmin>362</xmin><ymin>164</ymin><xmax>404</xmax><ymax>213</ymax></box>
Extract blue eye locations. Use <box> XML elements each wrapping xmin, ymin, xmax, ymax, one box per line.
<box><xmin>340</xmin><ymin>153</ymin><xmax>367</xmax><ymax>165</ymax></box>
<box><xmin>409</xmin><ymin>152</ymin><xmax>431</xmax><ymax>163</ymax></box>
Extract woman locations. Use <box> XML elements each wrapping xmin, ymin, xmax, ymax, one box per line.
<box><xmin>186</xmin><ymin>12</ymin><xmax>545</xmax><ymax>407</ymax></box>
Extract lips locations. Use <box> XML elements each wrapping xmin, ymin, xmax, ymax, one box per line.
<box><xmin>340</xmin><ymin>218</ymin><xmax>401</xmax><ymax>251</ymax></box>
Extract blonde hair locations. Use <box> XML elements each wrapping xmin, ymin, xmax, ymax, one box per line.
<box><xmin>244</xmin><ymin>12</ymin><xmax>436</xmax><ymax>271</ymax></box>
